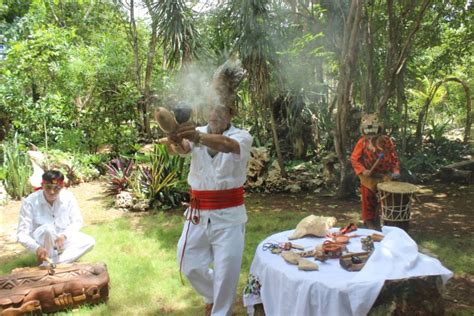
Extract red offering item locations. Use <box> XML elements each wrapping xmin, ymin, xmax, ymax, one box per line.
<box><xmin>340</xmin><ymin>223</ymin><xmax>358</xmax><ymax>234</ymax></box>
<box><xmin>322</xmin><ymin>241</ymin><xmax>346</xmax><ymax>258</ymax></box>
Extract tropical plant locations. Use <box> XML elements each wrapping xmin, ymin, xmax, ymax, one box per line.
<box><xmin>104</xmin><ymin>158</ymin><xmax>134</xmax><ymax>196</ymax></box>
<box><xmin>1</xmin><ymin>136</ymin><xmax>32</xmax><ymax>199</ymax></box>
<box><xmin>138</xmin><ymin>144</ymin><xmax>188</xmax><ymax>209</ymax></box>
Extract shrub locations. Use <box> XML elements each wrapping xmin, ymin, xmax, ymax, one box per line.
<box><xmin>104</xmin><ymin>157</ymin><xmax>134</xmax><ymax>196</ymax></box>
<box><xmin>137</xmin><ymin>145</ymin><xmax>189</xmax><ymax>209</ymax></box>
<box><xmin>2</xmin><ymin>136</ymin><xmax>32</xmax><ymax>199</ymax></box>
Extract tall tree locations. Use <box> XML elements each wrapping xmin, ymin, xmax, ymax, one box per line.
<box><xmin>376</xmin><ymin>0</ymin><xmax>432</xmax><ymax>116</ymax></box>
<box><xmin>120</xmin><ymin>0</ymin><xmax>198</xmax><ymax>137</ymax></box>
<box><xmin>332</xmin><ymin>0</ymin><xmax>364</xmax><ymax>198</ymax></box>
<box><xmin>231</xmin><ymin>0</ymin><xmax>287</xmax><ymax>177</ymax></box>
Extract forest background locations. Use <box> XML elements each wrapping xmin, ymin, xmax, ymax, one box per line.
<box><xmin>0</xmin><ymin>1</ymin><xmax>473</xmax><ymax>315</ymax></box>
<box><xmin>0</xmin><ymin>0</ymin><xmax>472</xmax><ymax>204</ymax></box>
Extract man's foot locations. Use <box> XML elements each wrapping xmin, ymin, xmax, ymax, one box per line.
<box><xmin>364</xmin><ymin>219</ymin><xmax>381</xmax><ymax>231</ymax></box>
<box><xmin>205</xmin><ymin>303</ymin><xmax>213</xmax><ymax>316</ymax></box>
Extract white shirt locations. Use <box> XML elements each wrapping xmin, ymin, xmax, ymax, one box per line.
<box><xmin>17</xmin><ymin>189</ymin><xmax>84</xmax><ymax>252</ymax></box>
<box><xmin>186</xmin><ymin>124</ymin><xmax>253</xmax><ymax>230</ymax></box>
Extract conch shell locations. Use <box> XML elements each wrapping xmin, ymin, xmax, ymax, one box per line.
<box><xmin>155</xmin><ymin>107</ymin><xmax>178</xmax><ymax>133</ymax></box>
<box><xmin>288</xmin><ymin>215</ymin><xmax>337</xmax><ymax>240</ymax></box>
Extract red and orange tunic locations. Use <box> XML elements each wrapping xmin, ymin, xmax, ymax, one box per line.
<box><xmin>351</xmin><ymin>135</ymin><xmax>400</xmax><ymax>177</ymax></box>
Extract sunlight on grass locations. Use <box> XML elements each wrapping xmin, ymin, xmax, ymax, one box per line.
<box><xmin>415</xmin><ymin>233</ymin><xmax>474</xmax><ymax>275</ymax></box>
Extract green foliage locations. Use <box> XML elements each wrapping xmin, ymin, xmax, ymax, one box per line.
<box><xmin>137</xmin><ymin>145</ymin><xmax>188</xmax><ymax>209</ymax></box>
<box><xmin>104</xmin><ymin>158</ymin><xmax>134</xmax><ymax>196</ymax></box>
<box><xmin>401</xmin><ymin>136</ymin><xmax>471</xmax><ymax>174</ymax></box>
<box><xmin>44</xmin><ymin>149</ymin><xmax>103</xmax><ymax>183</ymax></box>
<box><xmin>1</xmin><ymin>136</ymin><xmax>32</xmax><ymax>199</ymax></box>
<box><xmin>0</xmin><ymin>0</ymin><xmax>472</xmax><ymax>190</ymax></box>
<box><xmin>0</xmin><ymin>1</ymin><xmax>141</xmax><ymax>152</ymax></box>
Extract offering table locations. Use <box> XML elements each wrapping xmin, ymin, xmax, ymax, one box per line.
<box><xmin>243</xmin><ymin>226</ymin><xmax>452</xmax><ymax>316</ymax></box>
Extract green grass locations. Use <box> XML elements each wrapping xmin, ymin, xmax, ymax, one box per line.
<box><xmin>2</xmin><ymin>206</ymin><xmax>473</xmax><ymax>315</ymax></box>
<box><xmin>0</xmin><ymin>207</ymin><xmax>314</xmax><ymax>316</ymax></box>
<box><xmin>412</xmin><ymin>232</ymin><xmax>474</xmax><ymax>275</ymax></box>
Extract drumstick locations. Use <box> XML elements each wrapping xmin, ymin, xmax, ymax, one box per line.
<box><xmin>368</xmin><ymin>153</ymin><xmax>384</xmax><ymax>175</ymax></box>
<box><xmin>44</xmin><ymin>257</ymin><xmax>56</xmax><ymax>269</ymax></box>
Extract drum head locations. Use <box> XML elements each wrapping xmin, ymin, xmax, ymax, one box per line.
<box><xmin>377</xmin><ymin>181</ymin><xmax>418</xmax><ymax>193</ymax></box>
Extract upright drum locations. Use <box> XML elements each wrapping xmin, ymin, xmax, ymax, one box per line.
<box><xmin>377</xmin><ymin>181</ymin><xmax>418</xmax><ymax>231</ymax></box>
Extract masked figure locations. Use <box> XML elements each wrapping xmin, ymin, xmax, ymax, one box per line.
<box><xmin>350</xmin><ymin>114</ymin><xmax>400</xmax><ymax>230</ymax></box>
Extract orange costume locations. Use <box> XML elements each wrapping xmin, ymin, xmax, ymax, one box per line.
<box><xmin>351</xmin><ymin>135</ymin><xmax>400</xmax><ymax>222</ymax></box>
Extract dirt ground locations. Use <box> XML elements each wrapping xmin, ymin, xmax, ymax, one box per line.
<box><xmin>1</xmin><ymin>180</ymin><xmax>473</xmax><ymax>314</ymax></box>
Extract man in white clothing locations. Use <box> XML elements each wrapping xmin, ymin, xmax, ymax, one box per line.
<box><xmin>163</xmin><ymin>69</ymin><xmax>252</xmax><ymax>315</ymax></box>
<box><xmin>17</xmin><ymin>170</ymin><xmax>95</xmax><ymax>265</ymax></box>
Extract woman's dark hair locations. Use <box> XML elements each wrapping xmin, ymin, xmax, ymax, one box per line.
<box><xmin>42</xmin><ymin>170</ymin><xmax>65</xmax><ymax>182</ymax></box>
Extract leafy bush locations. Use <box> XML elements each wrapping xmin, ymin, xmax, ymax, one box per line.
<box><xmin>42</xmin><ymin>149</ymin><xmax>103</xmax><ymax>184</ymax></box>
<box><xmin>104</xmin><ymin>158</ymin><xmax>134</xmax><ymax>196</ymax></box>
<box><xmin>136</xmin><ymin>145</ymin><xmax>189</xmax><ymax>209</ymax></box>
<box><xmin>401</xmin><ymin>136</ymin><xmax>471</xmax><ymax>174</ymax></box>
<box><xmin>2</xmin><ymin>137</ymin><xmax>32</xmax><ymax>199</ymax></box>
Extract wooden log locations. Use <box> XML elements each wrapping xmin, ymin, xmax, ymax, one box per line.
<box><xmin>441</xmin><ymin>159</ymin><xmax>474</xmax><ymax>171</ymax></box>
<box><xmin>439</xmin><ymin>159</ymin><xmax>474</xmax><ymax>184</ymax></box>
<box><xmin>369</xmin><ymin>276</ymin><xmax>445</xmax><ymax>315</ymax></box>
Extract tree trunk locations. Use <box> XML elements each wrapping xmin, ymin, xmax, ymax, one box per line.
<box><xmin>334</xmin><ymin>0</ymin><xmax>363</xmax><ymax>199</ymax></box>
<box><xmin>448</xmin><ymin>78</ymin><xmax>472</xmax><ymax>144</ymax></box>
<box><xmin>270</xmin><ymin>107</ymin><xmax>287</xmax><ymax>178</ymax></box>
<box><xmin>364</xmin><ymin>1</ymin><xmax>377</xmax><ymax>112</ymax></box>
<box><xmin>392</xmin><ymin>67</ymin><xmax>406</xmax><ymax>133</ymax></box>
<box><xmin>401</xmin><ymin>96</ymin><xmax>409</xmax><ymax>153</ymax></box>
<box><xmin>377</xmin><ymin>0</ymin><xmax>431</xmax><ymax>117</ymax></box>
<box><xmin>252</xmin><ymin>100</ymin><xmax>262</xmax><ymax>146</ymax></box>
<box><xmin>142</xmin><ymin>3</ymin><xmax>160</xmax><ymax>138</ymax></box>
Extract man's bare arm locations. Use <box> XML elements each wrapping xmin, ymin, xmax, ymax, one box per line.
<box><xmin>198</xmin><ymin>133</ymin><xmax>240</xmax><ymax>154</ymax></box>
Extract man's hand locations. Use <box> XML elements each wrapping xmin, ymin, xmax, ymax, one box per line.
<box><xmin>176</xmin><ymin>122</ymin><xmax>200</xmax><ymax>143</ymax></box>
<box><xmin>36</xmin><ymin>247</ymin><xmax>48</xmax><ymax>263</ymax></box>
<box><xmin>167</xmin><ymin>131</ymin><xmax>182</xmax><ymax>144</ymax></box>
<box><xmin>391</xmin><ymin>172</ymin><xmax>401</xmax><ymax>180</ymax></box>
<box><xmin>55</xmin><ymin>235</ymin><xmax>66</xmax><ymax>252</ymax></box>
<box><xmin>362</xmin><ymin>170</ymin><xmax>371</xmax><ymax>177</ymax></box>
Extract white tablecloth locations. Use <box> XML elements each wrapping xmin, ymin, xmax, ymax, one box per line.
<box><xmin>243</xmin><ymin>226</ymin><xmax>452</xmax><ymax>316</ymax></box>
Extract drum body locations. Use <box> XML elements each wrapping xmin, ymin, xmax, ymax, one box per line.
<box><xmin>0</xmin><ymin>262</ymin><xmax>109</xmax><ymax>315</ymax></box>
<box><xmin>377</xmin><ymin>182</ymin><xmax>418</xmax><ymax>231</ymax></box>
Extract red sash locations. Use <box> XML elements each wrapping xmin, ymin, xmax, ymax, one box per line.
<box><xmin>190</xmin><ymin>187</ymin><xmax>244</xmax><ymax>210</ymax></box>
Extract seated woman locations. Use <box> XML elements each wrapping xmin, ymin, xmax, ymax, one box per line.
<box><xmin>17</xmin><ymin>170</ymin><xmax>95</xmax><ymax>265</ymax></box>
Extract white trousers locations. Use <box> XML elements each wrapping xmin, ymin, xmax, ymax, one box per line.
<box><xmin>177</xmin><ymin>221</ymin><xmax>245</xmax><ymax>316</ymax></box>
<box><xmin>33</xmin><ymin>224</ymin><xmax>95</xmax><ymax>264</ymax></box>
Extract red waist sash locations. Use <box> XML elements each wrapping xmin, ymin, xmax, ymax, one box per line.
<box><xmin>190</xmin><ymin>187</ymin><xmax>245</xmax><ymax>210</ymax></box>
